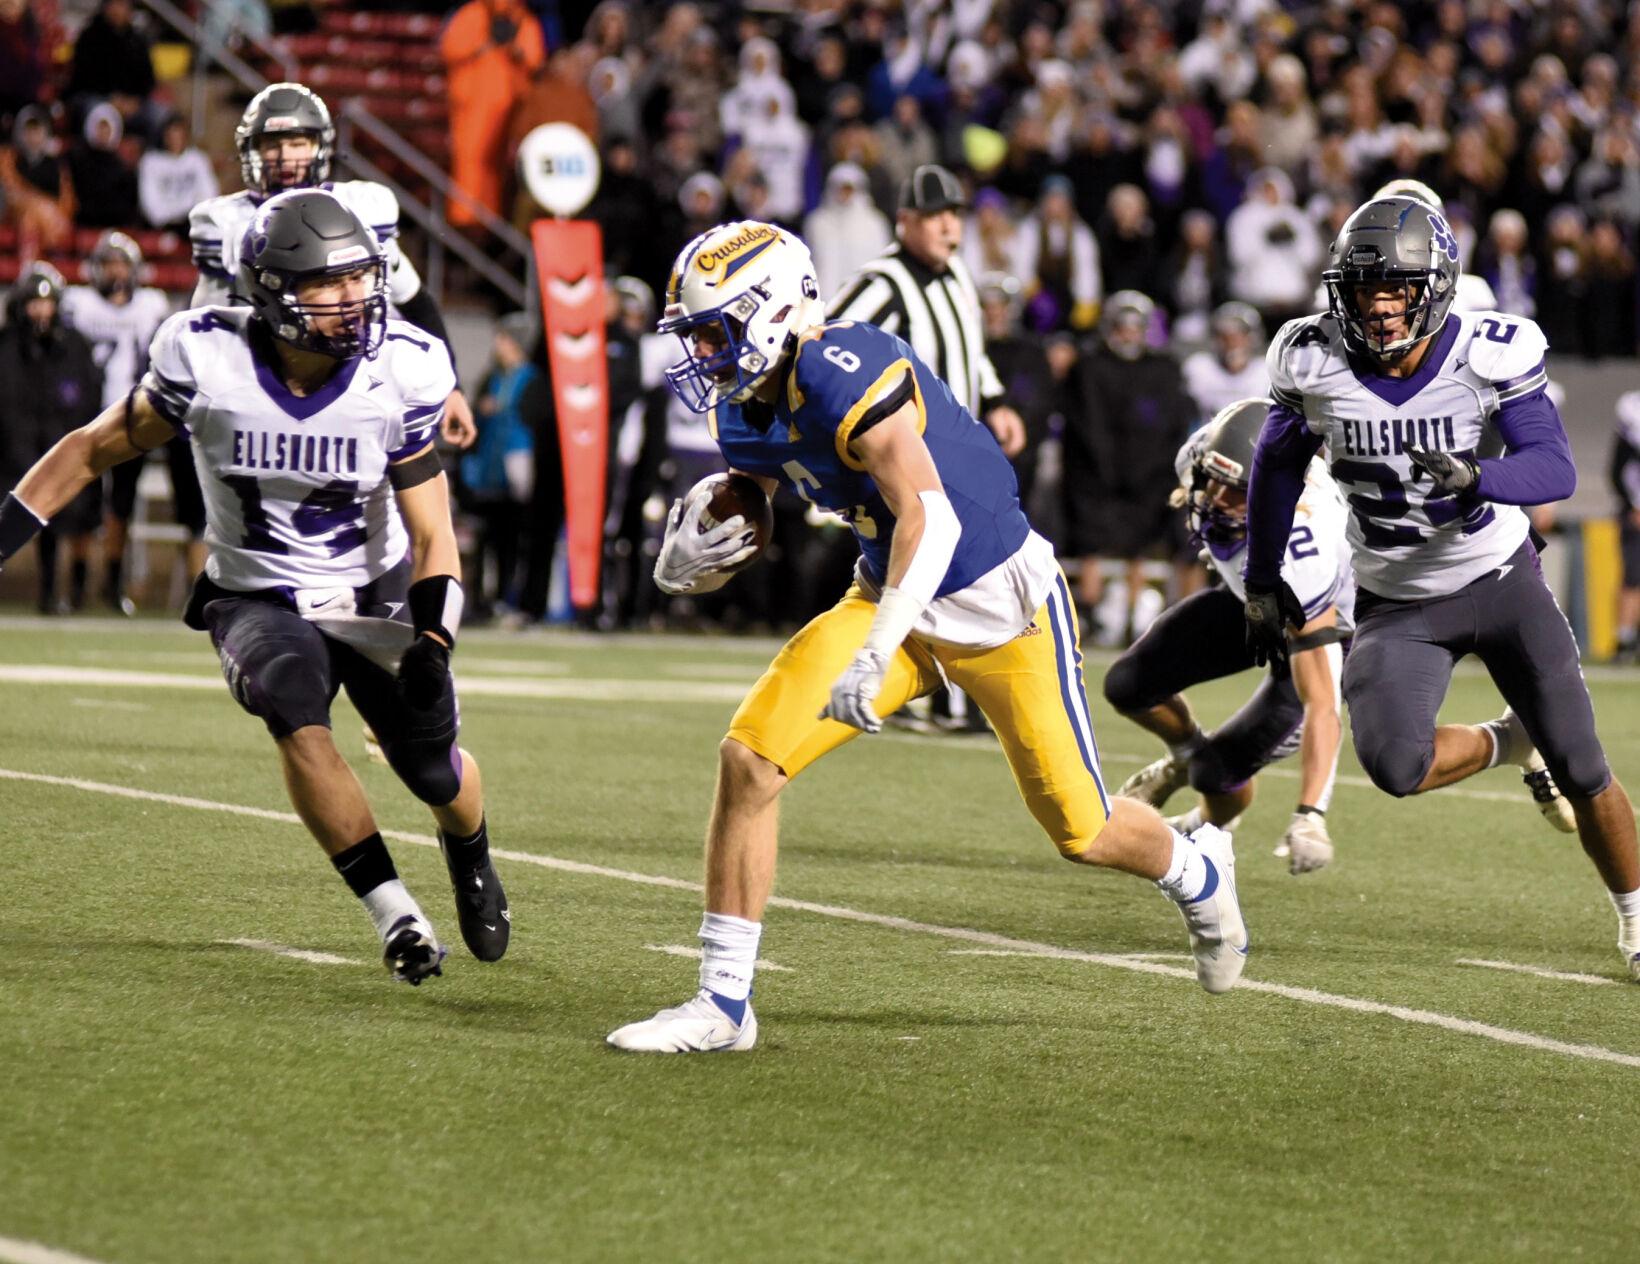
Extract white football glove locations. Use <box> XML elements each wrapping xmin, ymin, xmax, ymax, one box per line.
<box><xmin>1283</xmin><ymin>810</ymin><xmax>1334</xmax><ymax>875</ymax></box>
<box><xmin>819</xmin><ymin>648</ymin><xmax>890</xmax><ymax>733</ymax></box>
<box><xmin>653</xmin><ymin>494</ymin><xmax>759</xmax><ymax>595</ymax></box>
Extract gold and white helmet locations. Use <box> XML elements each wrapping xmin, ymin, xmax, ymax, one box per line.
<box><xmin>659</xmin><ymin>221</ymin><xmax>825</xmax><ymax>412</ymax></box>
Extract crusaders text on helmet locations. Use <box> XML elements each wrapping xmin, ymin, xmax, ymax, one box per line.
<box><xmin>1179</xmin><ymin>397</ymin><xmax>1271</xmax><ymax>548</ymax></box>
<box><xmin>1322</xmin><ymin>195</ymin><xmax>1460</xmax><ymax>364</ymax></box>
<box><xmin>236</xmin><ymin>82</ymin><xmax>335</xmax><ymax>198</ymax></box>
<box><xmin>237</xmin><ymin>189</ymin><xmax>387</xmax><ymax>359</ymax></box>
<box><xmin>659</xmin><ymin>221</ymin><xmax>826</xmax><ymax>413</ymax></box>
<box><xmin>88</xmin><ymin>229</ymin><xmax>142</xmax><ymax>299</ymax></box>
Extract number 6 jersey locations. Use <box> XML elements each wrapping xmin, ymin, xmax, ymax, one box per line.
<box><xmin>141</xmin><ymin>307</ymin><xmax>453</xmax><ymax>592</ymax></box>
<box><xmin>1268</xmin><ymin>309</ymin><xmax>1545</xmax><ymax>600</ymax></box>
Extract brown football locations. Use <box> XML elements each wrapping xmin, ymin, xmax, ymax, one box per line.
<box><xmin>696</xmin><ymin>472</ymin><xmax>774</xmax><ymax>572</ymax></box>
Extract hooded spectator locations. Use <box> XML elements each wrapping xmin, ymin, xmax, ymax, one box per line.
<box><xmin>960</xmin><ymin>186</ymin><xmax>1018</xmax><ymax>280</ymax></box>
<box><xmin>1477</xmin><ymin>207</ymin><xmax>1537</xmax><ymax>319</ymax></box>
<box><xmin>1225</xmin><ymin>167</ymin><xmax>1321</xmax><ymax>327</ymax></box>
<box><xmin>720</xmin><ymin>36</ymin><xmax>795</xmax><ymax>141</ymax></box>
<box><xmin>1159</xmin><ymin>208</ymin><xmax>1229</xmax><ymax>345</ymax></box>
<box><xmin>735</xmin><ymin>95</ymin><xmax>810</xmax><ymax>225</ymax></box>
<box><xmin>1098</xmin><ymin>183</ymin><xmax>1162</xmax><ymax>302</ymax></box>
<box><xmin>804</xmin><ymin>162</ymin><xmax>892</xmax><ymax>301</ymax></box>
<box><xmin>1258</xmin><ymin>53</ymin><xmax>1317</xmax><ymax>176</ymax></box>
<box><xmin>65</xmin><ymin>0</ymin><xmax>155</xmax><ymax>117</ymax></box>
<box><xmin>677</xmin><ymin>170</ymin><xmax>725</xmax><ymax>242</ymax></box>
<box><xmin>67</xmin><ymin>101</ymin><xmax>139</xmax><ymax>228</ymax></box>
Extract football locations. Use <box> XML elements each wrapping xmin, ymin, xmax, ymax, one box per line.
<box><xmin>695</xmin><ymin>472</ymin><xmax>774</xmax><ymax>571</ymax></box>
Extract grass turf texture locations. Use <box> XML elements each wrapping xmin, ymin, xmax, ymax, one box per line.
<box><xmin>1</xmin><ymin>616</ymin><xmax>1638</xmax><ymax>1263</ymax></box>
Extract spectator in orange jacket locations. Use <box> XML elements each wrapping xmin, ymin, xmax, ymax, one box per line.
<box><xmin>440</xmin><ymin>0</ymin><xmax>545</xmax><ymax>230</ymax></box>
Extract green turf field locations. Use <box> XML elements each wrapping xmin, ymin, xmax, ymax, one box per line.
<box><xmin>1</xmin><ymin>614</ymin><xmax>1637</xmax><ymax>1264</ymax></box>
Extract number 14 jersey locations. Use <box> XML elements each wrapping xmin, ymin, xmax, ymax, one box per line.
<box><xmin>1268</xmin><ymin>309</ymin><xmax>1547</xmax><ymax>600</ymax></box>
<box><xmin>141</xmin><ymin>307</ymin><xmax>454</xmax><ymax>592</ymax></box>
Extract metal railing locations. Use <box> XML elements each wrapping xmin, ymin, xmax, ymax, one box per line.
<box><xmin>136</xmin><ymin>0</ymin><xmax>527</xmax><ymax>305</ymax></box>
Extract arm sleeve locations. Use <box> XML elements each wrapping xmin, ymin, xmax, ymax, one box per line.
<box><xmin>1475</xmin><ymin>389</ymin><xmax>1577</xmax><ymax>505</ymax></box>
<box><xmin>1245</xmin><ymin>403</ymin><xmax>1323</xmax><ymax>587</ymax></box>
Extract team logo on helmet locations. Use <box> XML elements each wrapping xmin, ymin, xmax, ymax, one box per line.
<box><xmin>1428</xmin><ymin>212</ymin><xmax>1459</xmax><ymax>262</ymax></box>
<box><xmin>691</xmin><ymin>224</ymin><xmax>781</xmax><ymax>283</ymax></box>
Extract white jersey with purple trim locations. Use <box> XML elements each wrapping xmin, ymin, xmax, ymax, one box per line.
<box><xmin>141</xmin><ymin>307</ymin><xmax>452</xmax><ymax>591</ymax></box>
<box><xmin>187</xmin><ymin>181</ymin><xmax>421</xmax><ymax>309</ymax></box>
<box><xmin>1181</xmin><ymin>351</ymin><xmax>1272</xmax><ymax>425</ymax></box>
<box><xmin>59</xmin><ymin>284</ymin><xmax>173</xmax><ymax>410</ymax></box>
<box><xmin>1174</xmin><ymin>433</ymin><xmax>1355</xmax><ymax>631</ymax></box>
<box><xmin>1269</xmin><ymin>309</ymin><xmax>1545</xmax><ymax>600</ymax></box>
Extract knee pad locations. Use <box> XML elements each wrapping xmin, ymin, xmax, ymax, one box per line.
<box><xmin>385</xmin><ymin>739</ymin><xmax>463</xmax><ymax>806</ymax></box>
<box><xmin>228</xmin><ymin>649</ymin><xmax>331</xmax><ymax>737</ymax></box>
<box><xmin>1357</xmin><ymin>737</ymin><xmax>1432</xmax><ymax>798</ymax></box>
<box><xmin>1188</xmin><ymin>743</ymin><xmax>1245</xmax><ymax>797</ymax></box>
<box><xmin>1101</xmin><ymin>653</ymin><xmax>1152</xmax><ymax>714</ymax></box>
<box><xmin>1548</xmin><ymin>742</ymin><xmax>1611</xmax><ymax>800</ymax></box>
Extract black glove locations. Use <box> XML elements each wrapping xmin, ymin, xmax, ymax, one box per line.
<box><xmin>398</xmin><ymin>633</ymin><xmax>451</xmax><ymax>710</ymax></box>
<box><xmin>1405</xmin><ymin>443</ymin><xmax>1479</xmax><ymax>495</ymax></box>
<box><xmin>1244</xmin><ymin>579</ymin><xmax>1306</xmax><ymax>677</ymax></box>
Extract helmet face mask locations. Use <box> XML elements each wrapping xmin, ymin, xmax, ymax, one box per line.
<box><xmin>659</xmin><ymin>221</ymin><xmax>822</xmax><ymax>414</ymax></box>
<box><xmin>1182</xmin><ymin>397</ymin><xmax>1269</xmax><ymax>549</ymax></box>
<box><xmin>236</xmin><ymin>83</ymin><xmax>335</xmax><ymax>199</ymax></box>
<box><xmin>239</xmin><ymin>190</ymin><xmax>388</xmax><ymax>360</ymax></box>
<box><xmin>89</xmin><ymin>230</ymin><xmax>142</xmax><ymax>299</ymax></box>
<box><xmin>1323</xmin><ymin>196</ymin><xmax>1459</xmax><ymax>365</ymax></box>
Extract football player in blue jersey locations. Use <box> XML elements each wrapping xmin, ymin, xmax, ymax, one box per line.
<box><xmin>607</xmin><ymin>222</ymin><xmax>1251</xmax><ymax>1054</ymax></box>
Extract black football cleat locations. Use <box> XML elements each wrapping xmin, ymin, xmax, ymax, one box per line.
<box><xmin>441</xmin><ymin>833</ymin><xmax>510</xmax><ymax>962</ymax></box>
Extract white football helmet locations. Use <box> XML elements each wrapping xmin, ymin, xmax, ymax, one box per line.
<box><xmin>659</xmin><ymin>221</ymin><xmax>825</xmax><ymax>413</ymax></box>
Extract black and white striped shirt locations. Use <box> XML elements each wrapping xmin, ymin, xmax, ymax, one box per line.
<box><xmin>826</xmin><ymin>242</ymin><xmax>1003</xmax><ymax>416</ymax></box>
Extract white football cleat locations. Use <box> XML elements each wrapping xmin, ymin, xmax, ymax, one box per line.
<box><xmin>1491</xmin><ymin>709</ymin><xmax>1577</xmax><ymax>834</ymax></box>
<box><xmin>1283</xmin><ymin>811</ymin><xmax>1334</xmax><ymax>875</ymax></box>
<box><xmin>607</xmin><ymin>991</ymin><xmax>758</xmax><ymax>1053</ymax></box>
<box><xmin>1120</xmin><ymin>754</ymin><xmax>1189</xmax><ymax>809</ymax></box>
<box><xmin>382</xmin><ymin>913</ymin><xmax>446</xmax><ymax>985</ymax></box>
<box><xmin>1173</xmin><ymin>824</ymin><xmax>1249</xmax><ymax>994</ymax></box>
<box><xmin>1619</xmin><ymin>920</ymin><xmax>1640</xmax><ymax>983</ymax></box>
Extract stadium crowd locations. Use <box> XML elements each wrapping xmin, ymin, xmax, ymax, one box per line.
<box><xmin>5</xmin><ymin>0</ymin><xmax>1640</xmax><ymax>652</ymax></box>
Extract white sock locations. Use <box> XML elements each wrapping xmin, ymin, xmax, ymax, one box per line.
<box><xmin>1610</xmin><ymin>888</ymin><xmax>1640</xmax><ymax>948</ymax></box>
<box><xmin>362</xmin><ymin>879</ymin><xmax>422</xmax><ymax>939</ymax></box>
<box><xmin>698</xmin><ymin>911</ymin><xmax>762</xmax><ymax>1001</ymax></box>
<box><xmin>1156</xmin><ymin>830</ymin><xmax>1209</xmax><ymax>903</ymax></box>
<box><xmin>1168</xmin><ymin>730</ymin><xmax>1205</xmax><ymax>762</ymax></box>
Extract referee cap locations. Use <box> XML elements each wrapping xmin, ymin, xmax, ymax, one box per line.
<box><xmin>899</xmin><ymin>164</ymin><xmax>966</xmax><ymax>214</ymax></box>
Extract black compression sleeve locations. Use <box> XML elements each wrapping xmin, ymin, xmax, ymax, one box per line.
<box><xmin>388</xmin><ymin>446</ymin><xmax>443</xmax><ymax>490</ymax></box>
<box><xmin>395</xmin><ymin>287</ymin><xmax>452</xmax><ymax>352</ymax></box>
<box><xmin>0</xmin><ymin>493</ymin><xmax>47</xmax><ymax>562</ymax></box>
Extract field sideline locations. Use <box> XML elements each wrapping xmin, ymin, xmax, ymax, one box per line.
<box><xmin>2</xmin><ymin>617</ymin><xmax>1638</xmax><ymax>1263</ymax></box>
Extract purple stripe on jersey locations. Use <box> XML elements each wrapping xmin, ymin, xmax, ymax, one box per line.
<box><xmin>404</xmin><ymin>401</ymin><xmax>443</xmax><ymax>424</ymax></box>
<box><xmin>1246</xmin><ymin>403</ymin><xmax>1322</xmax><ymax>588</ymax></box>
<box><xmin>386</xmin><ymin>434</ymin><xmax>437</xmax><ymax>462</ymax></box>
<box><xmin>1346</xmin><ymin>317</ymin><xmax>1460</xmax><ymax>406</ymax></box>
<box><xmin>1494</xmin><ymin>359</ymin><xmax>1547</xmax><ymax>395</ymax></box>
<box><xmin>253</xmin><ymin>342</ymin><xmax>363</xmax><ymax>420</ymax></box>
<box><xmin>1302</xmin><ymin>576</ymin><xmax>1342</xmax><ymax>616</ymax></box>
<box><xmin>1476</xmin><ymin>389</ymin><xmax>1576</xmax><ymax>506</ymax></box>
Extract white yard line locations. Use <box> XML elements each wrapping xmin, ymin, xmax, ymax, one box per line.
<box><xmin>643</xmin><ymin>943</ymin><xmax>792</xmax><ymax>971</ymax></box>
<box><xmin>5</xmin><ymin>765</ymin><xmax>1638</xmax><ymax>1071</ymax></box>
<box><xmin>1458</xmin><ymin>958</ymin><xmax>1620</xmax><ymax>987</ymax></box>
<box><xmin>950</xmin><ymin>949</ymin><xmax>1192</xmax><ymax>962</ymax></box>
<box><xmin>0</xmin><ymin>1235</ymin><xmax>117</xmax><ymax>1264</ymax></box>
<box><xmin>218</xmin><ymin>938</ymin><xmax>363</xmax><ymax>967</ymax></box>
<box><xmin>69</xmin><ymin>698</ymin><xmax>150</xmax><ymax>712</ymax></box>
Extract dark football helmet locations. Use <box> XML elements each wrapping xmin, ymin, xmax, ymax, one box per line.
<box><xmin>1181</xmin><ymin>397</ymin><xmax>1270</xmax><ymax>548</ymax></box>
<box><xmin>9</xmin><ymin>261</ymin><xmax>65</xmax><ymax>329</ymax></box>
<box><xmin>238</xmin><ymin>189</ymin><xmax>387</xmax><ymax>359</ymax></box>
<box><xmin>1322</xmin><ymin>195</ymin><xmax>1460</xmax><ymax>363</ymax></box>
<box><xmin>88</xmin><ymin>230</ymin><xmax>142</xmax><ymax>299</ymax></box>
<box><xmin>235</xmin><ymin>82</ymin><xmax>335</xmax><ymax>198</ymax></box>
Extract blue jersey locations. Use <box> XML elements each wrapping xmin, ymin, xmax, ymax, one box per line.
<box><xmin>709</xmin><ymin>322</ymin><xmax>1030</xmax><ymax>597</ymax></box>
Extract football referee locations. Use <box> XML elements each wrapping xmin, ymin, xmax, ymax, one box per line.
<box><xmin>828</xmin><ymin>164</ymin><xmax>1026</xmax><ymax>456</ymax></box>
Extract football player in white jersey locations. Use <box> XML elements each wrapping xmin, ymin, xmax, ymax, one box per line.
<box><xmin>188</xmin><ymin>82</ymin><xmax>476</xmax><ymax>447</ymax></box>
<box><xmin>0</xmin><ymin>190</ymin><xmax>509</xmax><ymax>984</ymax></box>
<box><xmin>1181</xmin><ymin>303</ymin><xmax>1272</xmax><ymax>426</ymax></box>
<box><xmin>61</xmin><ymin>230</ymin><xmax>203</xmax><ymax>614</ymax></box>
<box><xmin>1108</xmin><ymin>399</ymin><xmax>1350</xmax><ymax>873</ymax></box>
<box><xmin>1246</xmin><ymin>194</ymin><xmax>1640</xmax><ymax>978</ymax></box>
